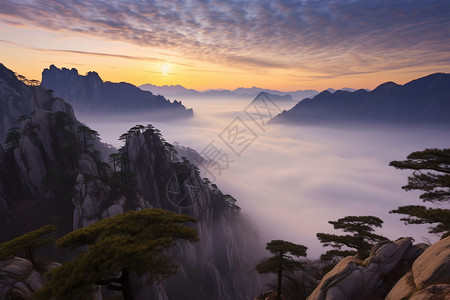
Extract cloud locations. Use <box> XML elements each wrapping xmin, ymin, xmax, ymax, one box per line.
<box><xmin>46</xmin><ymin>49</ymin><xmax>165</xmax><ymax>62</ymax></box>
<box><xmin>224</xmin><ymin>54</ymin><xmax>291</xmax><ymax>69</ymax></box>
<box><xmin>0</xmin><ymin>0</ymin><xmax>449</xmax><ymax>74</ymax></box>
<box><xmin>0</xmin><ymin>39</ymin><xmax>165</xmax><ymax>63</ymax></box>
<box><xmin>79</xmin><ymin>98</ymin><xmax>450</xmax><ymax>257</ymax></box>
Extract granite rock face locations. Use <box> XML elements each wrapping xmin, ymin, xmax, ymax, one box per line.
<box><xmin>386</xmin><ymin>236</ymin><xmax>450</xmax><ymax>300</ymax></box>
<box><xmin>118</xmin><ymin>129</ymin><xmax>261</xmax><ymax>300</ymax></box>
<box><xmin>308</xmin><ymin>237</ymin><xmax>424</xmax><ymax>300</ymax></box>
<box><xmin>0</xmin><ymin>63</ymin><xmax>73</xmax><ymax>142</ymax></box>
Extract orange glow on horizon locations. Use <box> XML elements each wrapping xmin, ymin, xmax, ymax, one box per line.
<box><xmin>0</xmin><ymin>23</ymin><xmax>449</xmax><ymax>93</ymax></box>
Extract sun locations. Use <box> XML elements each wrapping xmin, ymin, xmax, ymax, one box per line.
<box><xmin>162</xmin><ymin>63</ymin><xmax>169</xmax><ymax>75</ymax></box>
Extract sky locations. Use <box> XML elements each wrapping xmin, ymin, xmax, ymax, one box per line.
<box><xmin>1</xmin><ymin>0</ymin><xmax>450</xmax><ymax>91</ymax></box>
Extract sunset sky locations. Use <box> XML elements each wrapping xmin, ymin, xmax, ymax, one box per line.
<box><xmin>1</xmin><ymin>0</ymin><xmax>449</xmax><ymax>91</ymax></box>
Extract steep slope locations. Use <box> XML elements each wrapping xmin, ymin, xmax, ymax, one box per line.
<box><xmin>0</xmin><ymin>64</ymin><xmax>260</xmax><ymax>299</ymax></box>
<box><xmin>118</xmin><ymin>128</ymin><xmax>261</xmax><ymax>299</ymax></box>
<box><xmin>41</xmin><ymin>65</ymin><xmax>193</xmax><ymax>119</ymax></box>
<box><xmin>0</xmin><ymin>63</ymin><xmax>74</xmax><ymax>142</ymax></box>
<box><xmin>0</xmin><ymin>67</ymin><xmax>111</xmax><ymax>236</ymax></box>
<box><xmin>272</xmin><ymin>73</ymin><xmax>450</xmax><ymax>126</ymax></box>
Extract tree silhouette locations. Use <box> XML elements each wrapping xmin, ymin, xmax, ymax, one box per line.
<box><xmin>316</xmin><ymin>216</ymin><xmax>387</xmax><ymax>261</ymax></box>
<box><xmin>109</xmin><ymin>153</ymin><xmax>121</xmax><ymax>174</ymax></box>
<box><xmin>255</xmin><ymin>240</ymin><xmax>307</xmax><ymax>300</ymax></box>
<box><xmin>77</xmin><ymin>125</ymin><xmax>99</xmax><ymax>153</ymax></box>
<box><xmin>390</xmin><ymin>148</ymin><xmax>450</xmax><ymax>237</ymax></box>
<box><xmin>36</xmin><ymin>209</ymin><xmax>199</xmax><ymax>300</ymax></box>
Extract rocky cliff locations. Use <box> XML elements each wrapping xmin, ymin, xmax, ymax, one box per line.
<box><xmin>109</xmin><ymin>127</ymin><xmax>261</xmax><ymax>299</ymax></box>
<box><xmin>0</xmin><ymin>64</ymin><xmax>73</xmax><ymax>142</ymax></box>
<box><xmin>0</xmin><ymin>64</ymin><xmax>260</xmax><ymax>299</ymax></box>
<box><xmin>41</xmin><ymin>65</ymin><xmax>193</xmax><ymax>119</ymax></box>
<box><xmin>0</xmin><ymin>64</ymin><xmax>114</xmax><ymax>236</ymax></box>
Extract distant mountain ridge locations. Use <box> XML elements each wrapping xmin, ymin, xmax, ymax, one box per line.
<box><xmin>251</xmin><ymin>91</ymin><xmax>293</xmax><ymax>103</ymax></box>
<box><xmin>140</xmin><ymin>83</ymin><xmax>320</xmax><ymax>101</ymax></box>
<box><xmin>271</xmin><ymin>73</ymin><xmax>450</xmax><ymax>126</ymax></box>
<box><xmin>41</xmin><ymin>65</ymin><xmax>193</xmax><ymax>119</ymax></box>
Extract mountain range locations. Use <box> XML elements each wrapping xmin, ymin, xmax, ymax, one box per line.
<box><xmin>41</xmin><ymin>65</ymin><xmax>193</xmax><ymax>119</ymax></box>
<box><xmin>139</xmin><ymin>83</ymin><xmax>321</xmax><ymax>101</ymax></box>
<box><xmin>271</xmin><ymin>73</ymin><xmax>450</xmax><ymax>126</ymax></box>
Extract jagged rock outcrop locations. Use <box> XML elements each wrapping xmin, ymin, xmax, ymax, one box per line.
<box><xmin>41</xmin><ymin>65</ymin><xmax>193</xmax><ymax>119</ymax></box>
<box><xmin>0</xmin><ymin>64</ymin><xmax>127</xmax><ymax>236</ymax></box>
<box><xmin>386</xmin><ymin>236</ymin><xmax>450</xmax><ymax>300</ymax></box>
<box><xmin>0</xmin><ymin>257</ymin><xmax>59</xmax><ymax>299</ymax></box>
<box><xmin>308</xmin><ymin>237</ymin><xmax>424</xmax><ymax>300</ymax></box>
<box><xmin>0</xmin><ymin>63</ymin><xmax>73</xmax><ymax>142</ymax></box>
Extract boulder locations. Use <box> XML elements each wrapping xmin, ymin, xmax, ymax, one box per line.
<box><xmin>308</xmin><ymin>237</ymin><xmax>423</xmax><ymax>300</ymax></box>
<box><xmin>386</xmin><ymin>236</ymin><xmax>450</xmax><ymax>300</ymax></box>
<box><xmin>0</xmin><ymin>257</ymin><xmax>60</xmax><ymax>299</ymax></box>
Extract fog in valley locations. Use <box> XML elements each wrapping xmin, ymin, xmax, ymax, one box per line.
<box><xmin>78</xmin><ymin>96</ymin><xmax>450</xmax><ymax>257</ymax></box>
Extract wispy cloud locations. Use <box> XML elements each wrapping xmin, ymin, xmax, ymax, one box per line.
<box><xmin>0</xmin><ymin>39</ymin><xmax>165</xmax><ymax>63</ymax></box>
<box><xmin>1</xmin><ymin>0</ymin><xmax>449</xmax><ymax>75</ymax></box>
<box><xmin>47</xmin><ymin>49</ymin><xmax>164</xmax><ymax>62</ymax></box>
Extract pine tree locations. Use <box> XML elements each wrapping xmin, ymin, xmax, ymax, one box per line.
<box><xmin>389</xmin><ymin>148</ymin><xmax>450</xmax><ymax>237</ymax></box>
<box><xmin>35</xmin><ymin>209</ymin><xmax>198</xmax><ymax>300</ymax></box>
<box><xmin>316</xmin><ymin>216</ymin><xmax>387</xmax><ymax>260</ymax></box>
<box><xmin>255</xmin><ymin>240</ymin><xmax>307</xmax><ymax>300</ymax></box>
<box><xmin>77</xmin><ymin>125</ymin><xmax>99</xmax><ymax>152</ymax></box>
<box><xmin>0</xmin><ymin>225</ymin><xmax>58</xmax><ymax>268</ymax></box>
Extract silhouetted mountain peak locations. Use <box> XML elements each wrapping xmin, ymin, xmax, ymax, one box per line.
<box><xmin>252</xmin><ymin>91</ymin><xmax>293</xmax><ymax>103</ymax></box>
<box><xmin>314</xmin><ymin>89</ymin><xmax>333</xmax><ymax>99</ymax></box>
<box><xmin>0</xmin><ymin>63</ymin><xmax>24</xmax><ymax>88</ymax></box>
<box><xmin>372</xmin><ymin>81</ymin><xmax>400</xmax><ymax>93</ymax></box>
<box><xmin>403</xmin><ymin>72</ymin><xmax>450</xmax><ymax>90</ymax></box>
<box><xmin>46</xmin><ymin>64</ymin><xmax>79</xmax><ymax>77</ymax></box>
<box><xmin>272</xmin><ymin>72</ymin><xmax>450</xmax><ymax>126</ymax></box>
<box><xmin>42</xmin><ymin>65</ymin><xmax>193</xmax><ymax>118</ymax></box>
<box><xmin>86</xmin><ymin>71</ymin><xmax>102</xmax><ymax>82</ymax></box>
<box><xmin>0</xmin><ymin>63</ymin><xmax>13</xmax><ymax>77</ymax></box>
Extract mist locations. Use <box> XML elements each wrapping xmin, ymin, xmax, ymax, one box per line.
<box><xmin>77</xmin><ymin>96</ymin><xmax>450</xmax><ymax>258</ymax></box>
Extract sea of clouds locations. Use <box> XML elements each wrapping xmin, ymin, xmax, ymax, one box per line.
<box><xmin>79</xmin><ymin>97</ymin><xmax>450</xmax><ymax>257</ymax></box>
